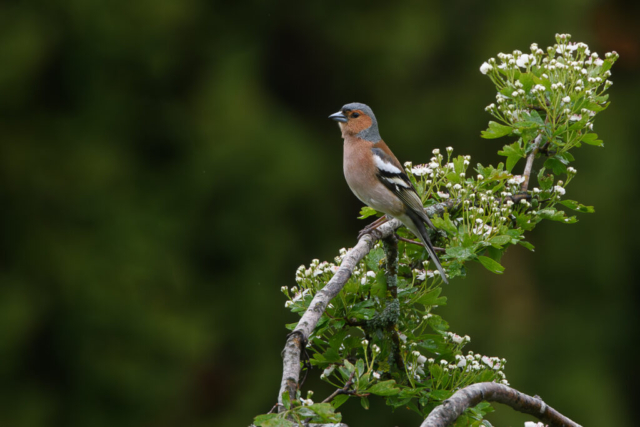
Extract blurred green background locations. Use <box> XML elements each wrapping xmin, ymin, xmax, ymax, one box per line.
<box><xmin>1</xmin><ymin>1</ymin><xmax>638</xmax><ymax>426</ymax></box>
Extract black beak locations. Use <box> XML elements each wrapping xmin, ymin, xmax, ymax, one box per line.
<box><xmin>328</xmin><ymin>111</ymin><xmax>348</xmax><ymax>123</ymax></box>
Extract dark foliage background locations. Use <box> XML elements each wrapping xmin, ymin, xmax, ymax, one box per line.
<box><xmin>1</xmin><ymin>1</ymin><xmax>638</xmax><ymax>426</ymax></box>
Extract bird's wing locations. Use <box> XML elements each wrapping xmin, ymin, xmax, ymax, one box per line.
<box><xmin>371</xmin><ymin>147</ymin><xmax>435</xmax><ymax>229</ymax></box>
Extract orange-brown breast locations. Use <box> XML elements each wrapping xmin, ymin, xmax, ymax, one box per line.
<box><xmin>342</xmin><ymin>136</ymin><xmax>404</xmax><ymax>216</ymax></box>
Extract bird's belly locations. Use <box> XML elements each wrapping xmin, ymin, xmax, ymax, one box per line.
<box><xmin>344</xmin><ymin>168</ymin><xmax>404</xmax><ymax>216</ymax></box>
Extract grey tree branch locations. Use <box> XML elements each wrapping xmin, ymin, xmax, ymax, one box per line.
<box><xmin>277</xmin><ymin>201</ymin><xmax>454</xmax><ymax>410</ymax></box>
<box><xmin>522</xmin><ymin>133</ymin><xmax>544</xmax><ymax>192</ymax></box>
<box><xmin>420</xmin><ymin>382</ymin><xmax>582</xmax><ymax>427</ymax></box>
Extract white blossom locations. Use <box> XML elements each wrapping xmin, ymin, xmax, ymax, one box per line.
<box><xmin>554</xmin><ymin>185</ymin><xmax>566</xmax><ymax>195</ymax></box>
<box><xmin>480</xmin><ymin>62</ymin><xmax>493</xmax><ymax>74</ymax></box>
<box><xmin>562</xmin><ymin>96</ymin><xmax>571</xmax><ymax>103</ymax></box>
<box><xmin>516</xmin><ymin>54</ymin><xmax>536</xmax><ymax>68</ymax></box>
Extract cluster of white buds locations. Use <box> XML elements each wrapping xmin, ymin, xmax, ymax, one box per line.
<box><xmin>446</xmin><ymin>331</ymin><xmax>471</xmax><ymax>344</ymax></box>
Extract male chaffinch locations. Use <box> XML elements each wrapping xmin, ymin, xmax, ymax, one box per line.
<box><xmin>329</xmin><ymin>102</ymin><xmax>448</xmax><ymax>283</ymax></box>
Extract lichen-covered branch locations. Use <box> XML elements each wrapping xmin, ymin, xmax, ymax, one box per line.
<box><xmin>277</xmin><ymin>201</ymin><xmax>453</xmax><ymax>409</ymax></box>
<box><xmin>420</xmin><ymin>382</ymin><xmax>582</xmax><ymax>427</ymax></box>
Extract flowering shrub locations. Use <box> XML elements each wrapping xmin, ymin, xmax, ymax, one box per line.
<box><xmin>254</xmin><ymin>34</ymin><xmax>616</xmax><ymax>427</ymax></box>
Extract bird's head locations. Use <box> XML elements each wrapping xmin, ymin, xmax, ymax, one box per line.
<box><xmin>329</xmin><ymin>102</ymin><xmax>381</xmax><ymax>142</ymax></box>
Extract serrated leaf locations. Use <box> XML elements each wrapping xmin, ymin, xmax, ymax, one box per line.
<box><xmin>446</xmin><ymin>245</ymin><xmax>476</xmax><ymax>261</ymax></box>
<box><xmin>560</xmin><ymin>200</ymin><xmax>595</xmax><ymax>213</ymax></box>
<box><xmin>254</xmin><ymin>414</ymin><xmax>280</xmax><ymax>426</ymax></box>
<box><xmin>365</xmin><ymin>248</ymin><xmax>385</xmax><ymax>271</ymax></box>
<box><xmin>431</xmin><ymin>213</ymin><xmax>458</xmax><ymax>235</ymax></box>
<box><xmin>581</xmin><ymin>133</ymin><xmax>603</xmax><ymax>147</ymax></box>
<box><xmin>366</xmin><ymin>380</ymin><xmax>401</xmax><ymax>396</ymax></box>
<box><xmin>518</xmin><ymin>73</ymin><xmax>535</xmax><ymax>93</ymax></box>
<box><xmin>544</xmin><ymin>157</ymin><xmax>567</xmax><ymax>175</ymax></box>
<box><xmin>568</xmin><ymin>114</ymin><xmax>589</xmax><ymax>131</ymax></box>
<box><xmin>498</xmin><ymin>141</ymin><xmax>526</xmax><ymax>172</ymax></box>
<box><xmin>430</xmin><ymin>389</ymin><xmax>454</xmax><ymax>400</ymax></box>
<box><xmin>537</xmin><ymin>167</ymin><xmax>554</xmax><ymax>190</ymax></box>
<box><xmin>481</xmin><ymin>121</ymin><xmax>512</xmax><ymax>139</ymax></box>
<box><xmin>260</xmin><ymin>417</ymin><xmax>295</xmax><ymax>427</ymax></box>
<box><xmin>477</xmin><ymin>256</ymin><xmax>505</xmax><ymax>274</ymax></box>
<box><xmin>307</xmin><ymin>403</ymin><xmax>341</xmax><ymax>422</ymax></box>
<box><xmin>417</xmin><ymin>288</ymin><xmax>447</xmax><ymax>307</ymax></box>
<box><xmin>489</xmin><ymin>235</ymin><xmax>511</xmax><ymax>246</ymax></box>
<box><xmin>358</xmin><ymin>206</ymin><xmax>379</xmax><ymax>219</ymax></box>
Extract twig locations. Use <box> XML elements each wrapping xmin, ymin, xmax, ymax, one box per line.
<box><xmin>266</xmin><ymin>403</ymin><xmax>282</xmax><ymax>414</ymax></box>
<box><xmin>397</xmin><ymin>236</ymin><xmax>445</xmax><ymax>252</ymax></box>
<box><xmin>322</xmin><ymin>371</ymin><xmax>357</xmax><ymax>403</ymax></box>
<box><xmin>522</xmin><ymin>133</ymin><xmax>544</xmax><ymax>192</ymax></box>
<box><xmin>277</xmin><ymin>201</ymin><xmax>454</xmax><ymax>411</ymax></box>
<box><xmin>420</xmin><ymin>382</ymin><xmax>582</xmax><ymax>427</ymax></box>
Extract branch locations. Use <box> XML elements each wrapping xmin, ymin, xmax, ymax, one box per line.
<box><xmin>277</xmin><ymin>201</ymin><xmax>454</xmax><ymax>410</ymax></box>
<box><xmin>322</xmin><ymin>370</ymin><xmax>357</xmax><ymax>403</ymax></box>
<box><xmin>420</xmin><ymin>382</ymin><xmax>582</xmax><ymax>427</ymax></box>
<box><xmin>522</xmin><ymin>133</ymin><xmax>544</xmax><ymax>192</ymax></box>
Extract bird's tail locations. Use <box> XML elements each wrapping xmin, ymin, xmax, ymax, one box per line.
<box><xmin>406</xmin><ymin>212</ymin><xmax>449</xmax><ymax>284</ymax></box>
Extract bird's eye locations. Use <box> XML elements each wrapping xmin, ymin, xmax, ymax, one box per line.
<box><xmin>351</xmin><ymin>112</ymin><xmax>360</xmax><ymax>118</ymax></box>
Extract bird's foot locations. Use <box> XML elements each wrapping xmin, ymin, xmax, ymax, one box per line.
<box><xmin>358</xmin><ymin>215</ymin><xmax>389</xmax><ymax>239</ymax></box>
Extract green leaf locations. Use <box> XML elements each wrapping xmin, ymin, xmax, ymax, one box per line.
<box><xmin>498</xmin><ymin>141</ymin><xmax>525</xmax><ymax>172</ymax></box>
<box><xmin>358</xmin><ymin>206</ymin><xmax>379</xmax><ymax>219</ymax></box>
<box><xmin>431</xmin><ymin>213</ymin><xmax>458</xmax><ymax>235</ymax></box>
<box><xmin>560</xmin><ymin>200</ymin><xmax>595</xmax><ymax>213</ymax></box>
<box><xmin>518</xmin><ymin>73</ymin><xmax>535</xmax><ymax>93</ymax></box>
<box><xmin>417</xmin><ymin>288</ymin><xmax>447</xmax><ymax>307</ymax></box>
<box><xmin>307</xmin><ymin>403</ymin><xmax>341</xmax><ymax>422</ymax></box>
<box><xmin>489</xmin><ymin>235</ymin><xmax>511</xmax><ymax>247</ymax></box>
<box><xmin>371</xmin><ymin>270</ymin><xmax>387</xmax><ymax>298</ymax></box>
<box><xmin>332</xmin><ymin>394</ymin><xmax>349</xmax><ymax>409</ymax></box>
<box><xmin>429</xmin><ymin>364</ymin><xmax>443</xmax><ymax>380</ymax></box>
<box><xmin>568</xmin><ymin>114</ymin><xmax>589</xmax><ymax>131</ymax></box>
<box><xmin>446</xmin><ymin>245</ymin><xmax>476</xmax><ymax>261</ymax></box>
<box><xmin>356</xmin><ymin>359</ymin><xmax>365</xmax><ymax>377</ymax></box>
<box><xmin>282</xmin><ymin>391</ymin><xmax>291</xmax><ymax>410</ymax></box>
<box><xmin>585</xmin><ymin>101</ymin><xmax>609</xmax><ymax>112</ymax></box>
<box><xmin>361</xmin><ymin>396</ymin><xmax>370</xmax><ymax>410</ymax></box>
<box><xmin>477</xmin><ymin>256</ymin><xmax>505</xmax><ymax>274</ymax></box>
<box><xmin>544</xmin><ymin>157</ymin><xmax>567</xmax><ymax>175</ymax></box>
<box><xmin>481</xmin><ymin>121</ymin><xmax>512</xmax><ymax>139</ymax></box>
<box><xmin>254</xmin><ymin>414</ymin><xmax>280</xmax><ymax>426</ymax></box>
<box><xmin>581</xmin><ymin>133</ymin><xmax>603</xmax><ymax>147</ymax></box>
<box><xmin>351</xmin><ymin>299</ymin><xmax>376</xmax><ymax>320</ymax></box>
<box><xmin>365</xmin><ymin>248</ymin><xmax>385</xmax><ymax>271</ymax></box>
<box><xmin>537</xmin><ymin>167</ymin><xmax>554</xmax><ymax>190</ymax></box>
<box><xmin>366</xmin><ymin>380</ymin><xmax>401</xmax><ymax>396</ymax></box>
<box><xmin>259</xmin><ymin>417</ymin><xmax>295</xmax><ymax>427</ymax></box>
<box><xmin>430</xmin><ymin>389</ymin><xmax>454</xmax><ymax>400</ymax></box>
<box><xmin>518</xmin><ymin>240</ymin><xmax>535</xmax><ymax>251</ymax></box>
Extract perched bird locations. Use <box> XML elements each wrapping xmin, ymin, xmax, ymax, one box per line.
<box><xmin>329</xmin><ymin>102</ymin><xmax>448</xmax><ymax>283</ymax></box>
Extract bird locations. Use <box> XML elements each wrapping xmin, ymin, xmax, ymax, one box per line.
<box><xmin>328</xmin><ymin>102</ymin><xmax>448</xmax><ymax>283</ymax></box>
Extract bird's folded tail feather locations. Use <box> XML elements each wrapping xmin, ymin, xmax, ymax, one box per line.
<box><xmin>404</xmin><ymin>211</ymin><xmax>449</xmax><ymax>284</ymax></box>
